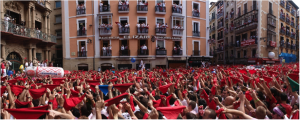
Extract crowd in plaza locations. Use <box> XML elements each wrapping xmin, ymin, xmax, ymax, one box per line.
<box><xmin>0</xmin><ymin>62</ymin><xmax>299</xmax><ymax>119</ymax></box>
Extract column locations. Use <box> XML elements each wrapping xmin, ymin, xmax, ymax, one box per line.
<box><xmin>45</xmin><ymin>50</ymin><xmax>48</xmax><ymax>61</ymax></box>
<box><xmin>48</xmin><ymin>16</ymin><xmax>50</xmax><ymax>35</ymax></box>
<box><xmin>32</xmin><ymin>7</ymin><xmax>35</xmax><ymax>29</ymax></box>
<box><xmin>1</xmin><ymin>45</ymin><xmax>5</xmax><ymax>60</ymax></box>
<box><xmin>28</xmin><ymin>7</ymin><xmax>31</xmax><ymax>28</ymax></box>
<box><xmin>33</xmin><ymin>48</ymin><xmax>36</xmax><ymax>59</ymax></box>
<box><xmin>44</xmin><ymin>14</ymin><xmax>47</xmax><ymax>34</ymax></box>
<box><xmin>48</xmin><ymin>51</ymin><xmax>51</xmax><ymax>62</ymax></box>
<box><xmin>28</xmin><ymin>48</ymin><xmax>32</xmax><ymax>61</ymax></box>
<box><xmin>0</xmin><ymin>0</ymin><xmax>4</xmax><ymax>20</ymax></box>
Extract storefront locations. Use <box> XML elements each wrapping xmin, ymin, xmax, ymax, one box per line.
<box><xmin>188</xmin><ymin>57</ymin><xmax>212</xmax><ymax>67</ymax></box>
<box><xmin>261</xmin><ymin>58</ymin><xmax>280</xmax><ymax>64</ymax></box>
<box><xmin>167</xmin><ymin>58</ymin><xmax>187</xmax><ymax>68</ymax></box>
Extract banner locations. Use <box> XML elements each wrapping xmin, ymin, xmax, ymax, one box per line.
<box><xmin>241</xmin><ymin>39</ymin><xmax>256</xmax><ymax>47</ymax></box>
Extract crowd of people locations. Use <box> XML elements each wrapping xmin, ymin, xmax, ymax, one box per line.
<box><xmin>0</xmin><ymin>62</ymin><xmax>299</xmax><ymax>119</ymax></box>
<box><xmin>155</xmin><ymin>2</ymin><xmax>166</xmax><ymax>12</ymax></box>
<box><xmin>102</xmin><ymin>44</ymin><xmax>112</xmax><ymax>56</ymax></box>
<box><xmin>118</xmin><ymin>0</ymin><xmax>130</xmax><ymax>11</ymax></box>
<box><xmin>172</xmin><ymin>2</ymin><xmax>182</xmax><ymax>13</ymax></box>
<box><xmin>76</xmin><ymin>2</ymin><xmax>86</xmax><ymax>15</ymax></box>
<box><xmin>137</xmin><ymin>23</ymin><xmax>149</xmax><ymax>33</ymax></box>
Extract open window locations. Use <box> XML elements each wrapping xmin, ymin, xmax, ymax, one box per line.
<box><xmin>193</xmin><ymin>2</ymin><xmax>199</xmax><ymax>11</ymax></box>
<box><xmin>252</xmin><ymin>49</ymin><xmax>256</xmax><ymax>58</ymax></box>
<box><xmin>138</xmin><ymin>39</ymin><xmax>148</xmax><ymax>55</ymax></box>
<box><xmin>156</xmin><ymin>40</ymin><xmax>165</xmax><ymax>49</ymax></box>
<box><xmin>35</xmin><ymin>21</ymin><xmax>42</xmax><ymax>30</ymax></box>
<box><xmin>102</xmin><ymin>0</ymin><xmax>109</xmax><ymax>5</ymax></box>
<box><xmin>99</xmin><ymin>15</ymin><xmax>112</xmax><ymax>25</ymax></box>
<box><xmin>78</xmin><ymin>20</ymin><xmax>86</xmax><ymax>36</ymax></box>
<box><xmin>120</xmin><ymin>17</ymin><xmax>128</xmax><ymax>26</ymax></box>
<box><xmin>138</xmin><ymin>17</ymin><xmax>147</xmax><ymax>24</ymax></box>
<box><xmin>78</xmin><ymin>41</ymin><xmax>87</xmax><ymax>57</ymax></box>
<box><xmin>244</xmin><ymin>50</ymin><xmax>247</xmax><ymax>58</ymax></box>
<box><xmin>172</xmin><ymin>16</ymin><xmax>184</xmax><ymax>28</ymax></box>
<box><xmin>78</xmin><ymin>0</ymin><xmax>85</xmax><ymax>5</ymax></box>
<box><xmin>6</xmin><ymin>10</ymin><xmax>21</xmax><ymax>25</ymax></box>
<box><xmin>173</xmin><ymin>0</ymin><xmax>179</xmax><ymax>5</ymax></box>
<box><xmin>242</xmin><ymin>33</ymin><xmax>247</xmax><ymax>41</ymax></box>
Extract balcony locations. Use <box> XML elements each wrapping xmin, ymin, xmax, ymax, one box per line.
<box><xmin>192</xmin><ymin>50</ymin><xmax>200</xmax><ymax>56</ymax></box>
<box><xmin>118</xmin><ymin>5</ymin><xmax>129</xmax><ymax>13</ymax></box>
<box><xmin>235</xmin><ymin>41</ymin><xmax>240</xmax><ymax>47</ymax></box>
<box><xmin>225</xmin><ymin>29</ymin><xmax>228</xmax><ymax>35</ymax></box>
<box><xmin>119</xmin><ymin>27</ymin><xmax>130</xmax><ymax>35</ymax></box>
<box><xmin>291</xmin><ymin>22</ymin><xmax>295</xmax><ymax>28</ymax></box>
<box><xmin>291</xmin><ymin>44</ymin><xmax>296</xmax><ymax>50</ymax></box>
<box><xmin>280</xmin><ymin>29</ymin><xmax>286</xmax><ymax>35</ymax></box>
<box><xmin>230</xmin><ymin>11</ymin><xmax>234</xmax><ymax>19</ymax></box>
<box><xmin>210</xmin><ymin>16</ymin><xmax>215</xmax><ymax>22</ymax></box>
<box><xmin>291</xmin><ymin>33</ymin><xmax>296</xmax><ymax>39</ymax></box>
<box><xmin>156</xmin><ymin>49</ymin><xmax>167</xmax><ymax>57</ymax></box>
<box><xmin>172</xmin><ymin>6</ymin><xmax>182</xmax><ymax>14</ymax></box>
<box><xmin>137</xmin><ymin>5</ymin><xmax>148</xmax><ymax>13</ymax></box>
<box><xmin>286</xmin><ymin>4</ymin><xmax>290</xmax><ymax>12</ymax></box>
<box><xmin>137</xmin><ymin>27</ymin><xmax>148</xmax><ymax>35</ymax></box>
<box><xmin>217</xmin><ymin>12</ymin><xmax>224</xmax><ymax>20</ymax></box>
<box><xmin>234</xmin><ymin>8</ymin><xmax>258</xmax><ymax>34</ymax></box>
<box><xmin>78</xmin><ymin>51</ymin><xmax>87</xmax><ymax>57</ymax></box>
<box><xmin>217</xmin><ymin>35</ymin><xmax>223</xmax><ymax>40</ymax></box>
<box><xmin>230</xmin><ymin>27</ymin><xmax>234</xmax><ymax>33</ymax></box>
<box><xmin>119</xmin><ymin>50</ymin><xmax>130</xmax><ymax>56</ymax></box>
<box><xmin>156</xmin><ymin>28</ymin><xmax>166</xmax><ymax>36</ymax></box>
<box><xmin>99</xmin><ymin>5</ymin><xmax>110</xmax><ymax>12</ymax></box>
<box><xmin>280</xmin><ymin>14</ymin><xmax>285</xmax><ymax>21</ymax></box>
<box><xmin>280</xmin><ymin>40</ymin><xmax>285</xmax><ymax>48</ymax></box>
<box><xmin>225</xmin><ymin>17</ymin><xmax>228</xmax><ymax>23</ymax></box>
<box><xmin>172</xmin><ymin>50</ymin><xmax>182</xmax><ymax>56</ymax></box>
<box><xmin>291</xmin><ymin>9</ymin><xmax>296</xmax><ymax>16</ymax></box>
<box><xmin>210</xmin><ymin>27</ymin><xmax>215</xmax><ymax>33</ymax></box>
<box><xmin>286</xmin><ymin>42</ymin><xmax>291</xmax><ymax>49</ymax></box>
<box><xmin>192</xmin><ymin>31</ymin><xmax>200</xmax><ymax>37</ymax></box>
<box><xmin>217</xmin><ymin>22</ymin><xmax>223</xmax><ymax>30</ymax></box>
<box><xmin>286</xmin><ymin>17</ymin><xmax>290</xmax><ymax>25</ymax></box>
<box><xmin>217</xmin><ymin>47</ymin><xmax>224</xmax><ymax>52</ymax></box>
<box><xmin>99</xmin><ymin>26</ymin><xmax>112</xmax><ymax>36</ymax></box>
<box><xmin>267</xmin><ymin>13</ymin><xmax>276</xmax><ymax>28</ymax></box>
<box><xmin>77</xmin><ymin>30</ymin><xmax>87</xmax><ymax>36</ymax></box>
<box><xmin>100</xmin><ymin>50</ymin><xmax>112</xmax><ymax>58</ymax></box>
<box><xmin>192</xmin><ymin>11</ymin><xmax>200</xmax><ymax>17</ymax></box>
<box><xmin>138</xmin><ymin>49</ymin><xmax>149</xmax><ymax>56</ymax></box>
<box><xmin>155</xmin><ymin>6</ymin><xmax>166</xmax><ymax>14</ymax></box>
<box><xmin>172</xmin><ymin>28</ymin><xmax>183</xmax><ymax>36</ymax></box>
<box><xmin>76</xmin><ymin>8</ymin><xmax>86</xmax><ymax>15</ymax></box>
<box><xmin>280</xmin><ymin>1</ymin><xmax>285</xmax><ymax>7</ymax></box>
<box><xmin>286</xmin><ymin>30</ymin><xmax>290</xmax><ymax>36</ymax></box>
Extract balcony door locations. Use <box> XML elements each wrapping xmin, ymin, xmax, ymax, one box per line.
<box><xmin>193</xmin><ymin>22</ymin><xmax>199</xmax><ymax>32</ymax></box>
<box><xmin>193</xmin><ymin>41</ymin><xmax>200</xmax><ymax>55</ymax></box>
<box><xmin>6</xmin><ymin>10</ymin><xmax>21</xmax><ymax>25</ymax></box>
<box><xmin>120</xmin><ymin>18</ymin><xmax>128</xmax><ymax>26</ymax></box>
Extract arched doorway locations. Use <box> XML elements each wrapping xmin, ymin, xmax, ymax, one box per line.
<box><xmin>78</xmin><ymin>63</ymin><xmax>88</xmax><ymax>71</ymax></box>
<box><xmin>6</xmin><ymin>52</ymin><xmax>22</xmax><ymax>72</ymax></box>
<box><xmin>101</xmin><ymin>63</ymin><xmax>112</xmax><ymax>71</ymax></box>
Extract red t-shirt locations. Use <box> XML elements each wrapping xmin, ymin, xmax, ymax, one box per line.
<box><xmin>266</xmin><ymin>96</ymin><xmax>277</xmax><ymax>110</ymax></box>
<box><xmin>278</xmin><ymin>103</ymin><xmax>292</xmax><ymax>118</ymax></box>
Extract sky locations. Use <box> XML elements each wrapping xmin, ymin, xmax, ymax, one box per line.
<box><xmin>209</xmin><ymin>0</ymin><xmax>300</xmax><ymax>10</ymax></box>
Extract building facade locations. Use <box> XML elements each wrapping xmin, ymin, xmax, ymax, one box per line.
<box><xmin>62</xmin><ymin>0</ymin><xmax>209</xmax><ymax>71</ymax></box>
<box><xmin>0</xmin><ymin>1</ymin><xmax>57</xmax><ymax>71</ymax></box>
<box><xmin>209</xmin><ymin>0</ymin><xmax>299</xmax><ymax>65</ymax></box>
<box><xmin>50</xmin><ymin>0</ymin><xmax>63</xmax><ymax>67</ymax></box>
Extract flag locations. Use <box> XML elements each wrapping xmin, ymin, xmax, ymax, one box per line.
<box><xmin>288</xmin><ymin>76</ymin><xmax>299</xmax><ymax>92</ymax></box>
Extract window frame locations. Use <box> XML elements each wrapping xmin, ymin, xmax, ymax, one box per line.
<box><xmin>77</xmin><ymin>39</ymin><xmax>88</xmax><ymax>52</ymax></box>
<box><xmin>55</xmin><ymin>29</ymin><xmax>62</xmax><ymax>38</ymax></box>
<box><xmin>137</xmin><ymin>16</ymin><xmax>147</xmax><ymax>24</ymax></box>
<box><xmin>55</xmin><ymin>1</ymin><xmax>61</xmax><ymax>8</ymax></box>
<box><xmin>76</xmin><ymin>18</ymin><xmax>87</xmax><ymax>30</ymax></box>
<box><xmin>156</xmin><ymin>40</ymin><xmax>165</xmax><ymax>48</ymax></box>
<box><xmin>192</xmin><ymin>21</ymin><xmax>200</xmax><ymax>32</ymax></box>
<box><xmin>55</xmin><ymin>14</ymin><xmax>62</xmax><ymax>24</ymax></box>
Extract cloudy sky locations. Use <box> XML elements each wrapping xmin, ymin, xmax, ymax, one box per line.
<box><xmin>209</xmin><ymin>0</ymin><xmax>300</xmax><ymax>11</ymax></box>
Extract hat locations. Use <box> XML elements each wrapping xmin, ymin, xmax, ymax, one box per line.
<box><xmin>5</xmin><ymin>109</ymin><xmax>49</xmax><ymax>119</ymax></box>
<box><xmin>158</xmin><ymin>83</ymin><xmax>172</xmax><ymax>94</ymax></box>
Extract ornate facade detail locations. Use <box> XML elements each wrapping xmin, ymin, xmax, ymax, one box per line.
<box><xmin>4</xmin><ymin>1</ymin><xmax>22</xmax><ymax>13</ymax></box>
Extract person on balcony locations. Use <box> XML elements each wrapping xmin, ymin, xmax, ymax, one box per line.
<box><xmin>36</xmin><ymin>28</ymin><xmax>40</xmax><ymax>39</ymax></box>
<box><xmin>162</xmin><ymin>1</ymin><xmax>166</xmax><ymax>12</ymax></box>
<box><xmin>146</xmin><ymin>24</ymin><xmax>149</xmax><ymax>33</ymax></box>
<box><xmin>81</xmin><ymin>3</ymin><xmax>86</xmax><ymax>14</ymax></box>
<box><xmin>81</xmin><ymin>25</ymin><xmax>86</xmax><ymax>35</ymax></box>
<box><xmin>142</xmin><ymin>44</ymin><xmax>147</xmax><ymax>55</ymax></box>
<box><xmin>117</xmin><ymin>22</ymin><xmax>122</xmax><ymax>33</ymax></box>
<box><xmin>81</xmin><ymin>46</ymin><xmax>86</xmax><ymax>57</ymax></box>
<box><xmin>138</xmin><ymin>0</ymin><xmax>143</xmax><ymax>11</ymax></box>
<box><xmin>3</xmin><ymin>14</ymin><xmax>10</xmax><ymax>32</ymax></box>
<box><xmin>141</xmin><ymin>23</ymin><xmax>146</xmax><ymax>33</ymax></box>
<box><xmin>174</xmin><ymin>45</ymin><xmax>177</xmax><ymax>54</ymax></box>
<box><xmin>77</xmin><ymin>3</ymin><xmax>81</xmax><ymax>14</ymax></box>
<box><xmin>172</xmin><ymin>2</ymin><xmax>177</xmax><ymax>12</ymax></box>
<box><xmin>179</xmin><ymin>4</ymin><xmax>182</xmax><ymax>13</ymax></box>
<box><xmin>118</xmin><ymin>1</ymin><xmax>122</xmax><ymax>10</ymax></box>
<box><xmin>121</xmin><ymin>45</ymin><xmax>125</xmax><ymax>55</ymax></box>
<box><xmin>156</xmin><ymin>22</ymin><xmax>160</xmax><ymax>33</ymax></box>
<box><xmin>102</xmin><ymin>45</ymin><xmax>107</xmax><ymax>56</ymax></box>
<box><xmin>99</xmin><ymin>1</ymin><xmax>103</xmax><ymax>12</ymax></box>
<box><xmin>137</xmin><ymin>22</ymin><xmax>141</xmax><ymax>33</ymax></box>
<box><xmin>156</xmin><ymin>2</ymin><xmax>161</xmax><ymax>11</ymax></box>
<box><xmin>108</xmin><ymin>44</ymin><xmax>112</xmax><ymax>56</ymax></box>
<box><xmin>156</xmin><ymin>45</ymin><xmax>160</xmax><ymax>49</ymax></box>
<box><xmin>124</xmin><ymin>23</ymin><xmax>129</xmax><ymax>33</ymax></box>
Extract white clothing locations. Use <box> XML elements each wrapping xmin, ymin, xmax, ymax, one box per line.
<box><xmin>81</xmin><ymin>47</ymin><xmax>85</xmax><ymax>51</ymax></box>
<box><xmin>137</xmin><ymin>24</ymin><xmax>140</xmax><ymax>27</ymax></box>
<box><xmin>25</xmin><ymin>62</ymin><xmax>28</xmax><ymax>67</ymax></box>
<box><xmin>30</xmin><ymin>62</ymin><xmax>33</xmax><ymax>67</ymax></box>
<box><xmin>102</xmin><ymin>47</ymin><xmax>106</xmax><ymax>50</ymax></box>
<box><xmin>142</xmin><ymin>46</ymin><xmax>147</xmax><ymax>50</ymax></box>
<box><xmin>100</xmin><ymin>3</ymin><xmax>103</xmax><ymax>6</ymax></box>
<box><xmin>121</xmin><ymin>46</ymin><xmax>125</xmax><ymax>50</ymax></box>
<box><xmin>125</xmin><ymin>24</ymin><xmax>129</xmax><ymax>27</ymax></box>
<box><xmin>44</xmin><ymin>63</ymin><xmax>47</xmax><ymax>67</ymax></box>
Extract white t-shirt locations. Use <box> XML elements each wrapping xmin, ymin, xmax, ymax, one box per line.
<box><xmin>137</xmin><ymin>24</ymin><xmax>140</xmax><ymax>27</ymax></box>
<box><xmin>156</xmin><ymin>23</ymin><xmax>160</xmax><ymax>28</ymax></box>
<box><xmin>102</xmin><ymin>47</ymin><xmax>106</xmax><ymax>50</ymax></box>
<box><xmin>142</xmin><ymin>46</ymin><xmax>147</xmax><ymax>50</ymax></box>
<box><xmin>121</xmin><ymin>46</ymin><xmax>125</xmax><ymax>50</ymax></box>
<box><xmin>5</xmin><ymin>17</ymin><xmax>10</xmax><ymax>21</ymax></box>
<box><xmin>81</xmin><ymin>47</ymin><xmax>85</xmax><ymax>51</ymax></box>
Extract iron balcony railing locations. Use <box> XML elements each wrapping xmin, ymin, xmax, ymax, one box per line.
<box><xmin>291</xmin><ymin>33</ymin><xmax>296</xmax><ymax>39</ymax></box>
<box><xmin>77</xmin><ymin>30</ymin><xmax>87</xmax><ymax>36</ymax></box>
<box><xmin>217</xmin><ymin>47</ymin><xmax>224</xmax><ymax>51</ymax></box>
<box><xmin>286</xmin><ymin>4</ymin><xmax>290</xmax><ymax>12</ymax></box>
<box><xmin>280</xmin><ymin>29</ymin><xmax>286</xmax><ymax>35</ymax></box>
<box><xmin>76</xmin><ymin>8</ymin><xmax>86</xmax><ymax>15</ymax></box>
<box><xmin>296</xmin><ymin>43</ymin><xmax>299</xmax><ymax>50</ymax></box>
<box><xmin>156</xmin><ymin>49</ymin><xmax>167</xmax><ymax>55</ymax></box>
<box><xmin>280</xmin><ymin>13</ymin><xmax>285</xmax><ymax>21</ymax></box>
<box><xmin>101</xmin><ymin>50</ymin><xmax>112</xmax><ymax>56</ymax></box>
<box><xmin>217</xmin><ymin>12</ymin><xmax>224</xmax><ymax>19</ymax></box>
<box><xmin>99</xmin><ymin>5</ymin><xmax>110</xmax><ymax>12</ymax></box>
<box><xmin>119</xmin><ymin>27</ymin><xmax>130</xmax><ymax>34</ymax></box>
<box><xmin>172</xmin><ymin>28</ymin><xmax>184</xmax><ymax>36</ymax></box>
<box><xmin>225</xmin><ymin>29</ymin><xmax>228</xmax><ymax>35</ymax></box>
<box><xmin>291</xmin><ymin>22</ymin><xmax>295</xmax><ymax>28</ymax></box>
<box><xmin>172</xmin><ymin>50</ymin><xmax>182</xmax><ymax>56</ymax></box>
<box><xmin>291</xmin><ymin>9</ymin><xmax>295</xmax><ymax>16</ymax></box>
<box><xmin>137</xmin><ymin>5</ymin><xmax>148</xmax><ymax>12</ymax></box>
<box><xmin>286</xmin><ymin>17</ymin><xmax>290</xmax><ymax>24</ymax></box>
<box><xmin>217</xmin><ymin>22</ymin><xmax>223</xmax><ymax>29</ymax></box>
<box><xmin>192</xmin><ymin>31</ymin><xmax>200</xmax><ymax>37</ymax></box>
<box><xmin>210</xmin><ymin>16</ymin><xmax>216</xmax><ymax>22</ymax></box>
<box><xmin>230</xmin><ymin>11</ymin><xmax>234</xmax><ymax>19</ymax></box>
<box><xmin>119</xmin><ymin>49</ymin><xmax>130</xmax><ymax>56</ymax></box>
<box><xmin>156</xmin><ymin>28</ymin><xmax>166</xmax><ymax>35</ymax></box>
<box><xmin>280</xmin><ymin>1</ymin><xmax>285</xmax><ymax>7</ymax></box>
<box><xmin>138</xmin><ymin>49</ymin><xmax>149</xmax><ymax>55</ymax></box>
<box><xmin>78</xmin><ymin>51</ymin><xmax>87</xmax><ymax>57</ymax></box>
<box><xmin>192</xmin><ymin>50</ymin><xmax>200</xmax><ymax>56</ymax></box>
<box><xmin>99</xmin><ymin>27</ymin><xmax>112</xmax><ymax>36</ymax></box>
<box><xmin>286</xmin><ymin>42</ymin><xmax>291</xmax><ymax>49</ymax></box>
<box><xmin>291</xmin><ymin>44</ymin><xmax>296</xmax><ymax>50</ymax></box>
<box><xmin>155</xmin><ymin>6</ymin><xmax>166</xmax><ymax>13</ymax></box>
<box><xmin>210</xmin><ymin>27</ymin><xmax>215</xmax><ymax>33</ymax></box>
<box><xmin>172</xmin><ymin>6</ymin><xmax>182</xmax><ymax>14</ymax></box>
<box><xmin>286</xmin><ymin>30</ymin><xmax>290</xmax><ymax>36</ymax></box>
<box><xmin>118</xmin><ymin>5</ymin><xmax>129</xmax><ymax>12</ymax></box>
<box><xmin>1</xmin><ymin>20</ymin><xmax>57</xmax><ymax>42</ymax></box>
<box><xmin>193</xmin><ymin>11</ymin><xmax>200</xmax><ymax>17</ymax></box>
<box><xmin>230</xmin><ymin>27</ymin><xmax>234</xmax><ymax>33</ymax></box>
<box><xmin>137</xmin><ymin>27</ymin><xmax>148</xmax><ymax>34</ymax></box>
<box><xmin>280</xmin><ymin>40</ymin><xmax>285</xmax><ymax>47</ymax></box>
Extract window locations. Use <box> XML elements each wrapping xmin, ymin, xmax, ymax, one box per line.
<box><xmin>193</xmin><ymin>2</ymin><xmax>199</xmax><ymax>10</ymax></box>
<box><xmin>242</xmin><ymin>33</ymin><xmax>247</xmax><ymax>41</ymax></box>
<box><xmin>55</xmin><ymin>15</ymin><xmax>62</xmax><ymax>23</ymax></box>
<box><xmin>253</xmin><ymin>1</ymin><xmax>257</xmax><ymax>9</ymax></box>
<box><xmin>244</xmin><ymin>3</ymin><xmax>247</xmax><ymax>14</ymax></box>
<box><xmin>36</xmin><ymin>53</ymin><xmax>42</xmax><ymax>61</ymax></box>
<box><xmin>172</xmin><ymin>16</ymin><xmax>184</xmax><ymax>28</ymax></box>
<box><xmin>157</xmin><ymin>40</ymin><xmax>164</xmax><ymax>48</ymax></box>
<box><xmin>55</xmin><ymin>29</ymin><xmax>62</xmax><ymax>38</ymax></box>
<box><xmin>120</xmin><ymin>17</ymin><xmax>128</xmax><ymax>26</ymax></box>
<box><xmin>244</xmin><ymin>50</ymin><xmax>247</xmax><ymax>57</ymax></box>
<box><xmin>193</xmin><ymin>22</ymin><xmax>199</xmax><ymax>32</ymax></box>
<box><xmin>173</xmin><ymin>0</ymin><xmax>180</xmax><ymax>5</ymax></box>
<box><xmin>157</xmin><ymin>18</ymin><xmax>164</xmax><ymax>24</ymax></box>
<box><xmin>238</xmin><ymin>7</ymin><xmax>241</xmax><ymax>16</ymax></box>
<box><xmin>237</xmin><ymin>51</ymin><xmax>240</xmax><ymax>58</ymax></box>
<box><xmin>99</xmin><ymin>15</ymin><xmax>112</xmax><ymax>25</ymax></box>
<box><xmin>55</xmin><ymin>1</ymin><xmax>61</xmax><ymax>8</ymax></box>
<box><xmin>78</xmin><ymin>0</ymin><xmax>85</xmax><ymax>5</ymax></box>
<box><xmin>269</xmin><ymin>2</ymin><xmax>272</xmax><ymax>14</ymax></box>
<box><xmin>138</xmin><ymin>17</ymin><xmax>147</xmax><ymax>24</ymax></box>
<box><xmin>252</xmin><ymin>49</ymin><xmax>256</xmax><ymax>58</ymax></box>
<box><xmin>156</xmin><ymin>0</ymin><xmax>164</xmax><ymax>4</ymax></box>
<box><xmin>103</xmin><ymin>40</ymin><xmax>109</xmax><ymax>47</ymax></box>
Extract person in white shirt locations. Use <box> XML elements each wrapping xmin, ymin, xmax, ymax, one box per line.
<box><xmin>108</xmin><ymin>44</ymin><xmax>112</xmax><ymax>56</ymax></box>
<box><xmin>4</xmin><ymin>14</ymin><xmax>10</xmax><ymax>32</ymax></box>
<box><xmin>99</xmin><ymin>2</ymin><xmax>103</xmax><ymax>12</ymax></box>
<box><xmin>30</xmin><ymin>61</ymin><xmax>33</xmax><ymax>67</ymax></box>
<box><xmin>179</xmin><ymin>4</ymin><xmax>182</xmax><ymax>13</ymax></box>
<box><xmin>124</xmin><ymin>23</ymin><xmax>129</xmax><ymax>33</ymax></box>
<box><xmin>36</xmin><ymin>28</ymin><xmax>40</xmax><ymax>39</ymax></box>
<box><xmin>142</xmin><ymin>44</ymin><xmax>147</xmax><ymax>55</ymax></box>
<box><xmin>81</xmin><ymin>46</ymin><xmax>86</xmax><ymax>57</ymax></box>
<box><xmin>102</xmin><ymin>45</ymin><xmax>107</xmax><ymax>56</ymax></box>
<box><xmin>121</xmin><ymin>45</ymin><xmax>125</xmax><ymax>50</ymax></box>
<box><xmin>44</xmin><ymin>61</ymin><xmax>47</xmax><ymax>67</ymax></box>
<box><xmin>137</xmin><ymin>22</ymin><xmax>141</xmax><ymax>33</ymax></box>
